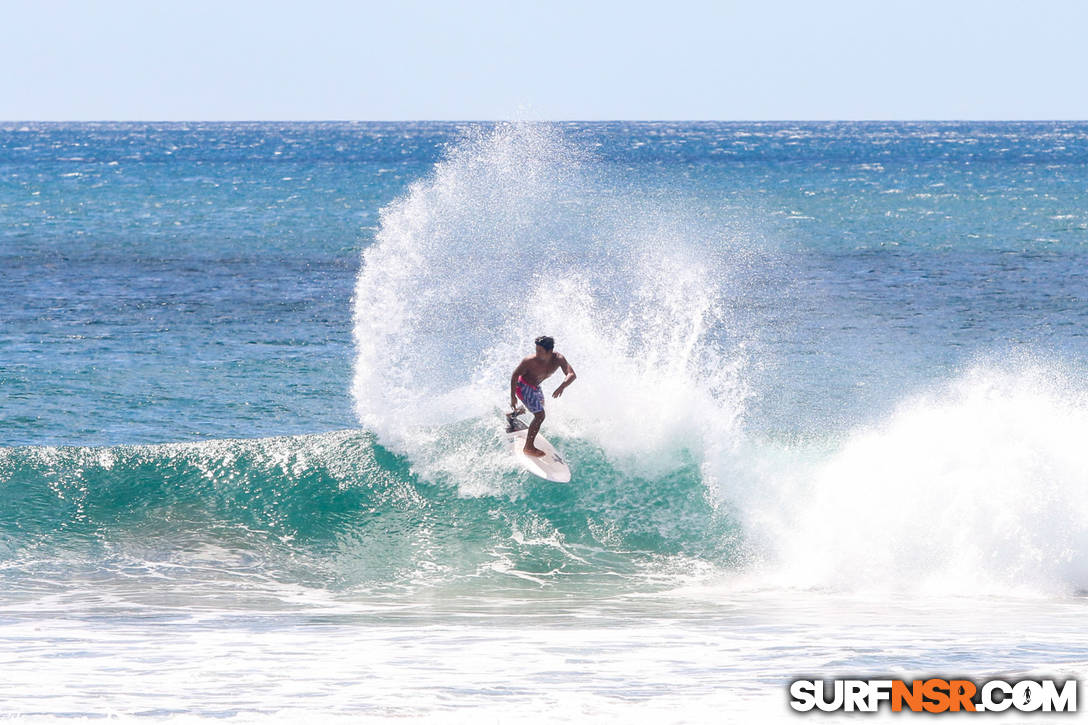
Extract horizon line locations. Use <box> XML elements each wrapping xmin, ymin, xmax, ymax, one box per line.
<box><xmin>3</xmin><ymin>118</ymin><xmax>1087</xmax><ymax>124</ymax></box>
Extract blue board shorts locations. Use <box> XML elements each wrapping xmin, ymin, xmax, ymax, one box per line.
<box><xmin>516</xmin><ymin>376</ymin><xmax>545</xmax><ymax>414</ymax></box>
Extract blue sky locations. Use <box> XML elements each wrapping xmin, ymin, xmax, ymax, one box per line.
<box><xmin>3</xmin><ymin>0</ymin><xmax>1085</xmax><ymax>120</ymax></box>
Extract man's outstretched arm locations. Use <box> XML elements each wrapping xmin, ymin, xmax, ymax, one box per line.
<box><xmin>552</xmin><ymin>357</ymin><xmax>576</xmax><ymax>398</ymax></box>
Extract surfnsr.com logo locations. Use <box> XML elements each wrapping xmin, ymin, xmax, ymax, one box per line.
<box><xmin>789</xmin><ymin>678</ymin><xmax>1078</xmax><ymax>713</ymax></box>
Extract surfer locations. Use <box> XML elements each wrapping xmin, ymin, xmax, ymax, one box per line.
<box><xmin>510</xmin><ymin>335</ymin><xmax>576</xmax><ymax>458</ymax></box>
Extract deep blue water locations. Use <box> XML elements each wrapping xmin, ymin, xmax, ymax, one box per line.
<box><xmin>4</xmin><ymin>122</ymin><xmax>1086</xmax><ymax>447</ymax></box>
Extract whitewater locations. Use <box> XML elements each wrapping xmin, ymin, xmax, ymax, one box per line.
<box><xmin>2</xmin><ymin>121</ymin><xmax>1087</xmax><ymax>721</ymax></box>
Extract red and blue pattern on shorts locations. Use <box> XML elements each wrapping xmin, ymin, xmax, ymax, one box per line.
<box><xmin>515</xmin><ymin>376</ymin><xmax>545</xmax><ymax>414</ymax></box>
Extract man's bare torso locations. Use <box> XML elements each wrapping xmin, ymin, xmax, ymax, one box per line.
<box><xmin>517</xmin><ymin>353</ymin><xmax>568</xmax><ymax>387</ymax></box>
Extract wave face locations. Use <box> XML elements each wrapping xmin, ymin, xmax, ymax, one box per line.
<box><xmin>0</xmin><ymin>432</ymin><xmax>741</xmax><ymax>597</ymax></box>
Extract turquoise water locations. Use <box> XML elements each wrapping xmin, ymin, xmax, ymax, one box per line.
<box><xmin>2</xmin><ymin>121</ymin><xmax>1087</xmax><ymax>720</ymax></box>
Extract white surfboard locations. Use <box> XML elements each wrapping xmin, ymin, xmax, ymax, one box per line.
<box><xmin>504</xmin><ymin>408</ymin><xmax>571</xmax><ymax>483</ymax></box>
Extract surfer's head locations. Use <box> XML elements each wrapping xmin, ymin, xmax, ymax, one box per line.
<box><xmin>534</xmin><ymin>335</ymin><xmax>555</xmax><ymax>354</ymax></box>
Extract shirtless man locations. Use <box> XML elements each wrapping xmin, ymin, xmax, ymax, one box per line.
<box><xmin>509</xmin><ymin>335</ymin><xmax>576</xmax><ymax>457</ymax></box>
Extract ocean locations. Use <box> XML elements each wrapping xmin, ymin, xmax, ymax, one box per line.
<box><xmin>2</xmin><ymin>121</ymin><xmax>1086</xmax><ymax>721</ymax></box>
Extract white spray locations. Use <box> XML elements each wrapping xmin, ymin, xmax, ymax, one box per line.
<box><xmin>351</xmin><ymin>123</ymin><xmax>749</xmax><ymax>491</ymax></box>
